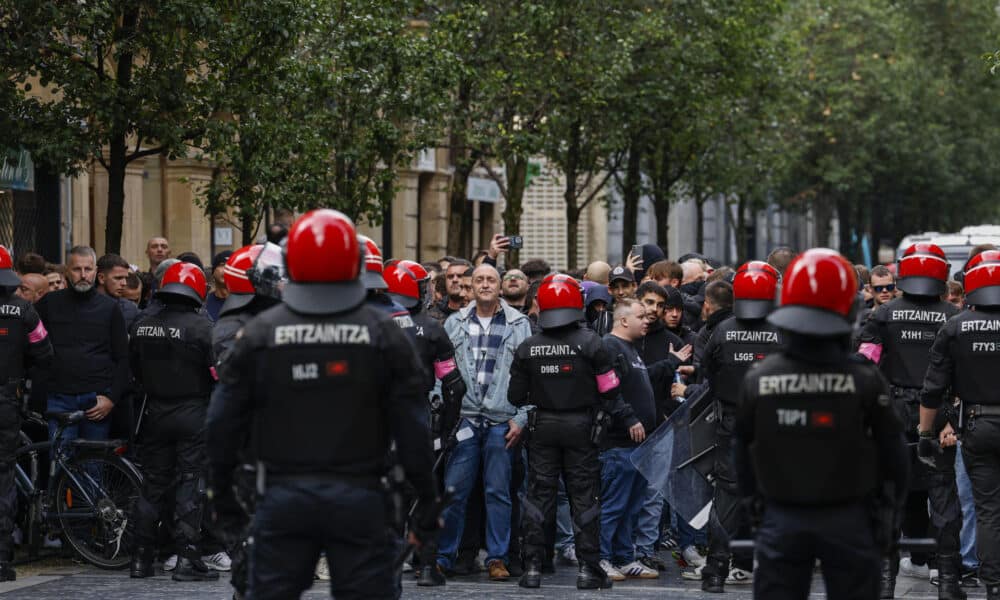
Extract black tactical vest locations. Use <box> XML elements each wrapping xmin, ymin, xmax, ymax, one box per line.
<box><xmin>251</xmin><ymin>306</ymin><xmax>390</xmax><ymax>472</ymax></box>
<box><xmin>132</xmin><ymin>309</ymin><xmax>213</xmax><ymax>399</ymax></box>
<box><xmin>710</xmin><ymin>317</ymin><xmax>783</xmax><ymax>411</ymax></box>
<box><xmin>521</xmin><ymin>327</ymin><xmax>605</xmax><ymax>411</ymax></box>
<box><xmin>868</xmin><ymin>296</ymin><xmax>956</xmax><ymax>388</ymax></box>
<box><xmin>948</xmin><ymin>311</ymin><xmax>1000</xmax><ymax>405</ymax></box>
<box><xmin>747</xmin><ymin>360</ymin><xmax>879</xmax><ymax>505</ymax></box>
<box><xmin>0</xmin><ymin>298</ymin><xmax>29</xmax><ymax>382</ymax></box>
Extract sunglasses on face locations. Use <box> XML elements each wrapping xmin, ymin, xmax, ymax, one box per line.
<box><xmin>503</xmin><ymin>274</ymin><xmax>526</xmax><ymax>281</ymax></box>
<box><xmin>872</xmin><ymin>284</ymin><xmax>896</xmax><ymax>293</ymax></box>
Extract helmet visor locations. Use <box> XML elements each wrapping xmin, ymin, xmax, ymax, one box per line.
<box><xmin>248</xmin><ymin>242</ymin><xmax>287</xmax><ymax>300</ymax></box>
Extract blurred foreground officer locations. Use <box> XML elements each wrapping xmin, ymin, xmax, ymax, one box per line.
<box><xmin>858</xmin><ymin>243</ymin><xmax>960</xmax><ymax>598</ymax></box>
<box><xmin>206</xmin><ymin>209</ymin><xmax>438</xmax><ymax>600</ymax></box>
<box><xmin>920</xmin><ymin>250</ymin><xmax>1000</xmax><ymax>600</ymax></box>
<box><xmin>735</xmin><ymin>249</ymin><xmax>909</xmax><ymax>600</ymax></box>
<box><xmin>0</xmin><ymin>246</ymin><xmax>53</xmax><ymax>581</ymax></box>
<box><xmin>129</xmin><ymin>262</ymin><xmax>218</xmax><ymax>581</ymax></box>
<box><xmin>699</xmin><ymin>261</ymin><xmax>783</xmax><ymax>592</ymax></box>
<box><xmin>509</xmin><ymin>274</ymin><xmax>619</xmax><ymax>590</ymax></box>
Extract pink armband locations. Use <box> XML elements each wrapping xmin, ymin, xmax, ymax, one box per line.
<box><xmin>28</xmin><ymin>320</ymin><xmax>47</xmax><ymax>344</ymax></box>
<box><xmin>210</xmin><ymin>366</ymin><xmax>219</xmax><ymax>382</ymax></box>
<box><xmin>858</xmin><ymin>343</ymin><xmax>882</xmax><ymax>364</ymax></box>
<box><xmin>596</xmin><ymin>370</ymin><xmax>620</xmax><ymax>393</ymax></box>
<box><xmin>434</xmin><ymin>357</ymin><xmax>457</xmax><ymax>380</ymax></box>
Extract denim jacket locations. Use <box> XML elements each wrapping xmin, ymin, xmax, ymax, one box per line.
<box><xmin>444</xmin><ymin>299</ymin><xmax>534</xmax><ymax>428</ymax></box>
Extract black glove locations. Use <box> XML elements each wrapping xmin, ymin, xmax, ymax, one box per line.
<box><xmin>409</xmin><ymin>495</ymin><xmax>444</xmax><ymax>547</ymax></box>
<box><xmin>917</xmin><ymin>434</ymin><xmax>941</xmax><ymax>469</ymax></box>
<box><xmin>206</xmin><ymin>481</ymin><xmax>246</xmax><ymax>546</ymax></box>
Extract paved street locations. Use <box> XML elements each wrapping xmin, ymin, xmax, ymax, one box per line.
<box><xmin>0</xmin><ymin>553</ymin><xmax>984</xmax><ymax>599</ymax></box>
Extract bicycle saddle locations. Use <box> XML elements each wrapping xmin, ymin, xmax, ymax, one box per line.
<box><xmin>44</xmin><ymin>411</ymin><xmax>86</xmax><ymax>425</ymax></box>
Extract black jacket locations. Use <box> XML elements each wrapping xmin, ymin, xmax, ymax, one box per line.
<box><xmin>35</xmin><ymin>287</ymin><xmax>129</xmax><ymax>404</ymax></box>
<box><xmin>602</xmin><ymin>333</ymin><xmax>681</xmax><ymax>448</ymax></box>
<box><xmin>637</xmin><ymin>320</ymin><xmax>686</xmax><ymax>421</ymax></box>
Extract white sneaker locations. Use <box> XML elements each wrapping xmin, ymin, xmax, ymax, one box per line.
<box><xmin>559</xmin><ymin>545</ymin><xmax>578</xmax><ymax>565</ymax></box>
<box><xmin>599</xmin><ymin>559</ymin><xmax>626</xmax><ymax>582</ymax></box>
<box><xmin>619</xmin><ymin>560</ymin><xmax>659</xmax><ymax>579</ymax></box>
<box><xmin>681</xmin><ymin>564</ymin><xmax>704</xmax><ymax>580</ymax></box>
<box><xmin>929</xmin><ymin>567</ymin><xmax>939</xmax><ymax>584</ymax></box>
<box><xmin>726</xmin><ymin>567</ymin><xmax>753</xmax><ymax>585</ymax></box>
<box><xmin>899</xmin><ymin>557</ymin><xmax>930</xmax><ymax>578</ymax></box>
<box><xmin>402</xmin><ymin>561</ymin><xmax>413</xmax><ymax>573</ymax></box>
<box><xmin>11</xmin><ymin>527</ymin><xmax>22</xmax><ymax>546</ymax></box>
<box><xmin>681</xmin><ymin>545</ymin><xmax>706</xmax><ymax>568</ymax></box>
<box><xmin>315</xmin><ymin>556</ymin><xmax>330</xmax><ymax>581</ymax></box>
<box><xmin>163</xmin><ymin>554</ymin><xmax>178</xmax><ymax>571</ymax></box>
<box><xmin>202</xmin><ymin>551</ymin><xmax>232</xmax><ymax>571</ymax></box>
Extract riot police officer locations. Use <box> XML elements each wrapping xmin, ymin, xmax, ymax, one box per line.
<box><xmin>0</xmin><ymin>246</ymin><xmax>53</xmax><ymax>581</ymax></box>
<box><xmin>734</xmin><ymin>248</ymin><xmax>910</xmax><ymax>600</ymax></box>
<box><xmin>383</xmin><ymin>260</ymin><xmax>467</xmax><ymax>587</ymax></box>
<box><xmin>206</xmin><ymin>209</ymin><xmax>438</xmax><ymax>600</ymax></box>
<box><xmin>129</xmin><ymin>262</ymin><xmax>218</xmax><ymax>581</ymax></box>
<box><xmin>920</xmin><ymin>250</ymin><xmax>1000</xmax><ymax>600</ymax></box>
<box><xmin>211</xmin><ymin>243</ymin><xmax>284</xmax><ymax>599</ymax></box>
<box><xmin>509</xmin><ymin>274</ymin><xmax>619</xmax><ymax>590</ymax></box>
<box><xmin>698</xmin><ymin>261</ymin><xmax>784</xmax><ymax>592</ymax></box>
<box><xmin>858</xmin><ymin>243</ymin><xmax>962</xmax><ymax>599</ymax></box>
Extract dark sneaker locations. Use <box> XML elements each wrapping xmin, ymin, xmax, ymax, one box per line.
<box><xmin>417</xmin><ymin>563</ymin><xmax>446</xmax><ymax>587</ymax></box>
<box><xmin>0</xmin><ymin>562</ymin><xmax>15</xmax><ymax>582</ymax></box>
<box><xmin>639</xmin><ymin>554</ymin><xmax>669</xmax><ymax>571</ymax></box>
<box><xmin>172</xmin><ymin>556</ymin><xmax>221</xmax><ymax>582</ymax></box>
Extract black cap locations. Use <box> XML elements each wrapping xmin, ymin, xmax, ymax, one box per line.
<box><xmin>212</xmin><ymin>251</ymin><xmax>233</xmax><ymax>271</ymax></box>
<box><xmin>609</xmin><ymin>266</ymin><xmax>634</xmax><ymax>284</ymax></box>
<box><xmin>664</xmin><ymin>285</ymin><xmax>684</xmax><ymax>309</ymax></box>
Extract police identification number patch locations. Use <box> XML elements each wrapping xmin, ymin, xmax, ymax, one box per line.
<box><xmin>971</xmin><ymin>341</ymin><xmax>1000</xmax><ymax>353</ymax></box>
<box><xmin>776</xmin><ymin>408</ymin><xmax>836</xmax><ymax>428</ymax></box>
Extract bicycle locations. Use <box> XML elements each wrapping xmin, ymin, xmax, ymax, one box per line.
<box><xmin>15</xmin><ymin>409</ymin><xmax>143</xmax><ymax>569</ymax></box>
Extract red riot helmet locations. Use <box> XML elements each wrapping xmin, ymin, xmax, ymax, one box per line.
<box><xmin>733</xmin><ymin>260</ymin><xmax>780</xmax><ymax>320</ymax></box>
<box><xmin>156</xmin><ymin>262</ymin><xmax>207</xmax><ymax>305</ymax></box>
<box><xmin>767</xmin><ymin>249</ymin><xmax>858</xmax><ymax>336</ymax></box>
<box><xmin>383</xmin><ymin>263</ymin><xmax>421</xmax><ymax>309</ymax></box>
<box><xmin>358</xmin><ymin>235</ymin><xmax>387</xmax><ymax>291</ymax></box>
<box><xmin>221</xmin><ymin>244</ymin><xmax>264</xmax><ymax>315</ymax></box>
<box><xmin>283</xmin><ymin>209</ymin><xmax>365</xmax><ymax>314</ymax></box>
<box><xmin>537</xmin><ymin>274</ymin><xmax>585</xmax><ymax>329</ymax></box>
<box><xmin>963</xmin><ymin>250</ymin><xmax>1000</xmax><ymax>307</ymax></box>
<box><xmin>0</xmin><ymin>246</ymin><xmax>19</xmax><ymax>287</ymax></box>
<box><xmin>897</xmin><ymin>243</ymin><xmax>949</xmax><ymax>297</ymax></box>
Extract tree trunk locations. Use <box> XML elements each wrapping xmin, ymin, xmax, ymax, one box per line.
<box><xmin>502</xmin><ymin>157</ymin><xmax>528</xmax><ymax>266</ymax></box>
<box><xmin>446</xmin><ymin>80</ymin><xmax>473</xmax><ymax>257</ymax></box>
<box><xmin>836</xmin><ymin>197</ymin><xmax>853</xmax><ymax>260</ymax></box>
<box><xmin>621</xmin><ymin>138</ymin><xmax>642</xmax><ymax>260</ymax></box>
<box><xmin>735</xmin><ymin>194</ymin><xmax>748</xmax><ymax>264</ymax></box>
<box><xmin>652</xmin><ymin>192</ymin><xmax>669</xmax><ymax>250</ymax></box>
<box><xmin>447</xmin><ymin>163</ymin><xmax>472</xmax><ymax>257</ymax></box>
<box><xmin>695</xmin><ymin>194</ymin><xmax>705</xmax><ymax>254</ymax></box>
<box><xmin>105</xmin><ymin>135</ymin><xmax>127</xmax><ymax>255</ymax></box>
<box><xmin>380</xmin><ymin>168</ymin><xmax>395</xmax><ymax>256</ymax></box>
<box><xmin>564</xmin><ymin>120</ymin><xmax>581</xmax><ymax>270</ymax></box>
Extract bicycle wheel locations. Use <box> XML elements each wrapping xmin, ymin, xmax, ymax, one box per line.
<box><xmin>53</xmin><ymin>454</ymin><xmax>142</xmax><ymax>569</ymax></box>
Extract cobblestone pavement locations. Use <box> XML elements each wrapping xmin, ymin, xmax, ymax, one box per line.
<box><xmin>0</xmin><ymin>553</ymin><xmax>984</xmax><ymax>599</ymax></box>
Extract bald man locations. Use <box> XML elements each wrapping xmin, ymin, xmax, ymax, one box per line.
<box><xmin>16</xmin><ymin>273</ymin><xmax>49</xmax><ymax>303</ymax></box>
<box><xmin>146</xmin><ymin>237</ymin><xmax>171</xmax><ymax>273</ymax></box>
<box><xmin>585</xmin><ymin>261</ymin><xmax>612</xmax><ymax>286</ymax></box>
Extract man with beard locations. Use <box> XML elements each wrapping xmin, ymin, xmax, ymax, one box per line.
<box><xmin>35</xmin><ymin>246</ymin><xmax>129</xmax><ymax>444</ymax></box>
<box><xmin>428</xmin><ymin>259</ymin><xmax>474</xmax><ymax>324</ymax></box>
<box><xmin>501</xmin><ymin>269</ymin><xmax>531</xmax><ymax>314</ymax></box>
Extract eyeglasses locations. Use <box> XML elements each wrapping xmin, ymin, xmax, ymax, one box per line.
<box><xmin>872</xmin><ymin>284</ymin><xmax>896</xmax><ymax>293</ymax></box>
<box><xmin>503</xmin><ymin>274</ymin><xmax>526</xmax><ymax>281</ymax></box>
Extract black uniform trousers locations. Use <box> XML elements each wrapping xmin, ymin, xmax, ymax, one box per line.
<box><xmin>0</xmin><ymin>394</ymin><xmax>18</xmax><ymax>561</ymax></box>
<box><xmin>521</xmin><ymin>410</ymin><xmax>601</xmax><ymax>567</ymax></box>
<box><xmin>706</xmin><ymin>414</ymin><xmax>753</xmax><ymax>577</ymax></box>
<box><xmin>248</xmin><ymin>476</ymin><xmax>400</xmax><ymax>600</ymax></box>
<box><xmin>755</xmin><ymin>501</ymin><xmax>880</xmax><ymax>600</ymax></box>
<box><xmin>961</xmin><ymin>415</ymin><xmax>1000</xmax><ymax>590</ymax></box>
<box><xmin>133</xmin><ymin>399</ymin><xmax>208</xmax><ymax>554</ymax></box>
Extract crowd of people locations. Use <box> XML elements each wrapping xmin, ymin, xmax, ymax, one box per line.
<box><xmin>0</xmin><ymin>215</ymin><xmax>998</xmax><ymax>600</ymax></box>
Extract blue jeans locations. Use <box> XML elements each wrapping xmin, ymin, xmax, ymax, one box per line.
<box><xmin>956</xmin><ymin>443</ymin><xmax>979</xmax><ymax>570</ymax></box>
<box><xmin>634</xmin><ymin>485</ymin><xmax>665</xmax><ymax>558</ymax></box>
<box><xmin>47</xmin><ymin>392</ymin><xmax>111</xmax><ymax>447</ymax></box>
<box><xmin>437</xmin><ymin>417</ymin><xmax>513</xmax><ymax>569</ymax></box>
<box><xmin>675</xmin><ymin>511</ymin><xmax>707</xmax><ymax>548</ymax></box>
<box><xmin>600</xmin><ymin>446</ymin><xmax>646</xmax><ymax>564</ymax></box>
